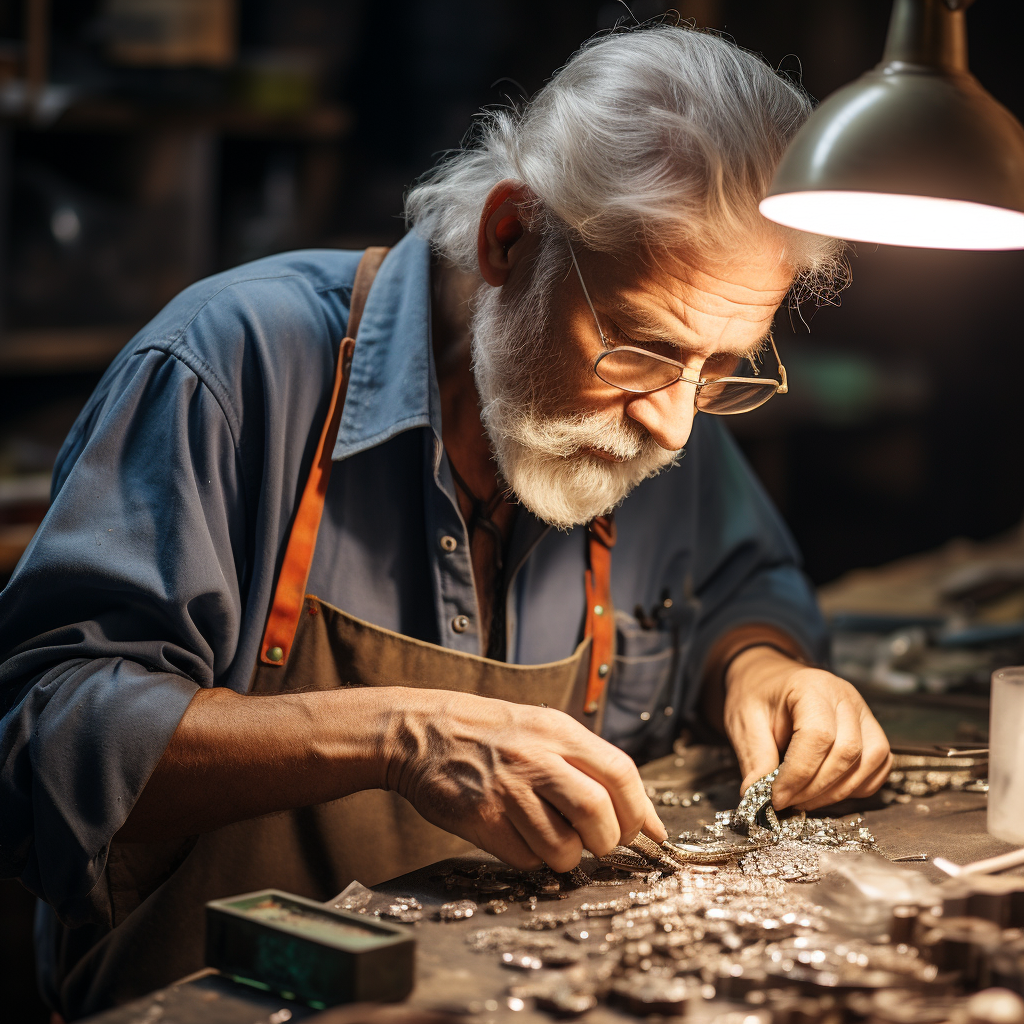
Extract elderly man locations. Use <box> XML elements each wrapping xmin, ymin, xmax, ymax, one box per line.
<box><xmin>0</xmin><ymin>24</ymin><xmax>890</xmax><ymax>1019</ymax></box>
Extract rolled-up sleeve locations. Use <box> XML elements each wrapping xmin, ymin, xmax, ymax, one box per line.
<box><xmin>0</xmin><ymin>349</ymin><xmax>247</xmax><ymax>926</ymax></box>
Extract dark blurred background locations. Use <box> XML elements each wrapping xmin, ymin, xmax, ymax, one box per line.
<box><xmin>1</xmin><ymin>1</ymin><xmax>1021</xmax><ymax>1018</ymax></box>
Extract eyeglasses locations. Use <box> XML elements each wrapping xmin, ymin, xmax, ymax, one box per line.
<box><xmin>568</xmin><ymin>242</ymin><xmax>788</xmax><ymax>415</ymax></box>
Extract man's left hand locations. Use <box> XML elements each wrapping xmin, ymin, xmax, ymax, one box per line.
<box><xmin>723</xmin><ymin>647</ymin><xmax>893</xmax><ymax>811</ymax></box>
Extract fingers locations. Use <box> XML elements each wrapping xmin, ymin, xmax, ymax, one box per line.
<box><xmin>780</xmin><ymin>696</ymin><xmax>891</xmax><ymax>811</ymax></box>
<box><xmin>489</xmin><ymin>765</ymin><xmax>665</xmax><ymax>872</ymax></box>
<box><xmin>536</xmin><ymin>765</ymin><xmax>621</xmax><ymax>859</ymax></box>
<box><xmin>722</xmin><ymin>680</ymin><xmax>784</xmax><ymax>797</ymax></box>
<box><xmin>560</xmin><ymin>729</ymin><xmax>666</xmax><ymax>846</ymax></box>
<box><xmin>503</xmin><ymin>781</ymin><xmax>585</xmax><ymax>873</ymax></box>
<box><xmin>844</xmin><ymin>714</ymin><xmax>894</xmax><ymax>799</ymax></box>
<box><xmin>849</xmin><ymin>747</ymin><xmax>894</xmax><ymax>799</ymax></box>
<box><xmin>777</xmin><ymin>693</ymin><xmax>855</xmax><ymax>808</ymax></box>
<box><xmin>474</xmin><ymin>817</ymin><xmax>545</xmax><ymax>872</ymax></box>
<box><xmin>639</xmin><ymin>797</ymin><xmax>668</xmax><ymax>845</ymax></box>
<box><xmin>721</xmin><ymin>658</ymin><xmax>893</xmax><ymax>815</ymax></box>
<box><xmin>540</xmin><ymin>733</ymin><xmax>667</xmax><ymax>851</ymax></box>
<box><xmin>732</xmin><ymin>706</ymin><xmax>783</xmax><ymax>797</ymax></box>
<box><xmin>497</xmin><ymin>718</ymin><xmax>668</xmax><ymax>865</ymax></box>
<box><xmin>396</xmin><ymin>695</ymin><xmax>666</xmax><ymax>873</ymax></box>
<box><xmin>798</xmin><ymin>707</ymin><xmax>891</xmax><ymax>810</ymax></box>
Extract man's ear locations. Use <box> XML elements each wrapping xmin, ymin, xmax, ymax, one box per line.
<box><xmin>478</xmin><ymin>179</ymin><xmax>534</xmax><ymax>286</ymax></box>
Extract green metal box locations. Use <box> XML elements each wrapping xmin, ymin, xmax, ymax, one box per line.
<box><xmin>205</xmin><ymin>889</ymin><xmax>415</xmax><ymax>1009</ymax></box>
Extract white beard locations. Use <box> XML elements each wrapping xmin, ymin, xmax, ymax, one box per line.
<box><xmin>469</xmin><ymin>241</ymin><xmax>681</xmax><ymax>530</ymax></box>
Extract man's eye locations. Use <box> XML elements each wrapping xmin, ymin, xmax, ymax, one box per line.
<box><xmin>702</xmin><ymin>352</ymin><xmax>741</xmax><ymax>378</ymax></box>
<box><xmin>607</xmin><ymin>321</ymin><xmax>641</xmax><ymax>347</ymax></box>
<box><xmin>608</xmin><ymin>322</ymin><xmax>682</xmax><ymax>361</ymax></box>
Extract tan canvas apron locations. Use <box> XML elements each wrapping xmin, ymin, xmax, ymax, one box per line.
<box><xmin>55</xmin><ymin>248</ymin><xmax>619</xmax><ymax>1017</ymax></box>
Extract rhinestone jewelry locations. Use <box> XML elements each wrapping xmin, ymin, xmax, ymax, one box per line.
<box><xmin>439</xmin><ymin>899</ymin><xmax>478</xmax><ymax>921</ymax></box>
<box><xmin>734</xmin><ymin>768</ymin><xmax>782</xmax><ymax>834</ymax></box>
<box><xmin>442</xmin><ymin>775</ymin><xmax>952</xmax><ymax>1021</ymax></box>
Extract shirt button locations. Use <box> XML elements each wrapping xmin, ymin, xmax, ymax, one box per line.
<box><xmin>640</xmin><ymin>711</ymin><xmax>651</xmax><ymax>722</ymax></box>
<box><xmin>663</xmin><ymin>706</ymin><xmax>674</xmax><ymax>717</ymax></box>
<box><xmin>440</xmin><ymin>535</ymin><xmax>458</xmax><ymax>553</ymax></box>
<box><xmin>451</xmin><ymin>614</ymin><xmax>471</xmax><ymax>633</ymax></box>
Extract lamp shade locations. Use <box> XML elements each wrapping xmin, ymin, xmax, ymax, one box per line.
<box><xmin>760</xmin><ymin>0</ymin><xmax>1024</xmax><ymax>250</ymax></box>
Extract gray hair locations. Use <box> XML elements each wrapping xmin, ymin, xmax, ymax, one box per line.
<box><xmin>404</xmin><ymin>24</ymin><xmax>846</xmax><ymax>302</ymax></box>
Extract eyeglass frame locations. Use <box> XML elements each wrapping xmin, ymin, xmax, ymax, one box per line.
<box><xmin>566</xmin><ymin>240</ymin><xmax>789</xmax><ymax>408</ymax></box>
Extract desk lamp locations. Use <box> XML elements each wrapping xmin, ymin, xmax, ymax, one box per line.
<box><xmin>760</xmin><ymin>0</ymin><xmax>1024</xmax><ymax>249</ymax></box>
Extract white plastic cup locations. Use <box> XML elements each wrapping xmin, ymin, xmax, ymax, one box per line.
<box><xmin>989</xmin><ymin>666</ymin><xmax>1024</xmax><ymax>844</ymax></box>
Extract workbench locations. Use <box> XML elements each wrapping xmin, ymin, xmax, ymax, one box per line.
<box><xmin>82</xmin><ymin>746</ymin><xmax>1017</xmax><ymax>1024</ymax></box>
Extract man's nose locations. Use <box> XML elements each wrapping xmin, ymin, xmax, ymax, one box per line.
<box><xmin>624</xmin><ymin>379</ymin><xmax>696</xmax><ymax>451</ymax></box>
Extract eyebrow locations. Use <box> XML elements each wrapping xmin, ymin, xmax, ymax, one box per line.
<box><xmin>611</xmin><ymin>301</ymin><xmax>767</xmax><ymax>361</ymax></box>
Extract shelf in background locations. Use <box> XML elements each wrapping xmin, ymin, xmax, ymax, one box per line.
<box><xmin>0</xmin><ymin>325</ymin><xmax>138</xmax><ymax>374</ymax></box>
<box><xmin>2</xmin><ymin>95</ymin><xmax>353</xmax><ymax>142</ymax></box>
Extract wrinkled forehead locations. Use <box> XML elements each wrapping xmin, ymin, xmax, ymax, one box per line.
<box><xmin>582</xmin><ymin>244</ymin><xmax>795</xmax><ymax>354</ymax></box>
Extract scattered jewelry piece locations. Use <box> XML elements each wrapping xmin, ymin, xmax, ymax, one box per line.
<box><xmin>331</xmin><ymin>880</ymin><xmax>374</xmax><ymax>912</ymax></box>
<box><xmin>734</xmin><ymin>768</ymin><xmax>781</xmax><ymax>834</ymax></box>
<box><xmin>382</xmin><ymin>895</ymin><xmax>423</xmax><ymax>923</ymax></box>
<box><xmin>610</xmin><ymin>973</ymin><xmax>700</xmax><ymax>1015</ymax></box>
<box><xmin>442</xmin><ymin>775</ymin><xmax>948</xmax><ymax>1021</ymax></box>
<box><xmin>508</xmin><ymin>964</ymin><xmax>606</xmax><ymax>1016</ymax></box>
<box><xmin>599</xmin><ymin>846</ymin><xmax>652</xmax><ymax>872</ymax></box>
<box><xmin>439</xmin><ymin>899</ymin><xmax>478</xmax><ymax>921</ymax></box>
<box><xmin>882</xmin><ymin>767</ymin><xmax>987</xmax><ymax>800</ymax></box>
<box><xmin>627</xmin><ymin>831</ymin><xmax>688</xmax><ymax>872</ymax></box>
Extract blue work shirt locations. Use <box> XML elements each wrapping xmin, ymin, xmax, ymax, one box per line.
<box><xmin>0</xmin><ymin>231</ymin><xmax>826</xmax><ymax>930</ymax></box>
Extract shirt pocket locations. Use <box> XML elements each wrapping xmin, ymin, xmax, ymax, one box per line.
<box><xmin>603</xmin><ymin>610</ymin><xmax>680</xmax><ymax>756</ymax></box>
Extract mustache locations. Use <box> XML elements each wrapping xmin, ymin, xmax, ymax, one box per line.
<box><xmin>489</xmin><ymin>404</ymin><xmax>659</xmax><ymax>462</ymax></box>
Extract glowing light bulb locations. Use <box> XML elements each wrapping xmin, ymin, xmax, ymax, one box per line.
<box><xmin>760</xmin><ymin>191</ymin><xmax>1024</xmax><ymax>250</ymax></box>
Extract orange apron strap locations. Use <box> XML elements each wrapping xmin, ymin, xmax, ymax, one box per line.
<box><xmin>260</xmin><ymin>247</ymin><xmax>390</xmax><ymax>666</ymax></box>
<box><xmin>582</xmin><ymin>514</ymin><xmax>617</xmax><ymax>714</ymax></box>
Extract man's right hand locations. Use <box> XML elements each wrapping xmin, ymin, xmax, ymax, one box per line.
<box><xmin>117</xmin><ymin>684</ymin><xmax>665</xmax><ymax>873</ymax></box>
<box><xmin>377</xmin><ymin>688</ymin><xmax>666</xmax><ymax>872</ymax></box>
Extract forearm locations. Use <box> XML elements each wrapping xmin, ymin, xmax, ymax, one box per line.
<box><xmin>116</xmin><ymin>685</ymin><xmax>397</xmax><ymax>842</ymax></box>
<box><xmin>116</xmin><ymin>683</ymin><xmax>667</xmax><ymax>874</ymax></box>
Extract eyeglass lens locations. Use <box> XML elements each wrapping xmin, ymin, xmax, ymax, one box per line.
<box><xmin>695</xmin><ymin>379</ymin><xmax>778</xmax><ymax>414</ymax></box>
<box><xmin>594</xmin><ymin>349</ymin><xmax>681</xmax><ymax>393</ymax></box>
<box><xmin>594</xmin><ymin>349</ymin><xmax>778</xmax><ymax>414</ymax></box>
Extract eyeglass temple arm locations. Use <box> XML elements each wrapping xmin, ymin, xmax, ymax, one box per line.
<box><xmin>567</xmin><ymin>241</ymin><xmax>609</xmax><ymax>347</ymax></box>
<box><xmin>769</xmin><ymin>334</ymin><xmax>788</xmax><ymax>394</ymax></box>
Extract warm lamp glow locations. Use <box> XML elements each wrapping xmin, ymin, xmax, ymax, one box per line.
<box><xmin>760</xmin><ymin>191</ymin><xmax>1024</xmax><ymax>250</ymax></box>
<box><xmin>761</xmin><ymin>1</ymin><xmax>1024</xmax><ymax>251</ymax></box>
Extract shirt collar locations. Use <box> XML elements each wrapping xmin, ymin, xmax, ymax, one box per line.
<box><xmin>333</xmin><ymin>231</ymin><xmax>443</xmax><ymax>461</ymax></box>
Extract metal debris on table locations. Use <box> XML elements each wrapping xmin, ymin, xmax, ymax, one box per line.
<box><xmin>341</xmin><ymin>767</ymin><xmax>1021</xmax><ymax>1021</ymax></box>
<box><xmin>439</xmin><ymin>899</ymin><xmax>478</xmax><ymax>921</ymax></box>
<box><xmin>882</xmin><ymin>767</ymin><xmax>989</xmax><ymax>802</ymax></box>
<box><xmin>883</xmin><ymin>746</ymin><xmax>989</xmax><ymax>797</ymax></box>
<box><xmin>442</xmin><ymin>771</ymin><xmax>986</xmax><ymax>1019</ymax></box>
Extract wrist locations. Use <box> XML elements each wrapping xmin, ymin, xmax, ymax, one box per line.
<box><xmin>308</xmin><ymin>686</ymin><xmax>405</xmax><ymax>794</ymax></box>
<box><xmin>367</xmin><ymin>686</ymin><xmax>446</xmax><ymax>796</ymax></box>
<box><xmin>700</xmin><ymin>623</ymin><xmax>809</xmax><ymax>733</ymax></box>
<box><xmin>725</xmin><ymin>645</ymin><xmax>801</xmax><ymax>693</ymax></box>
